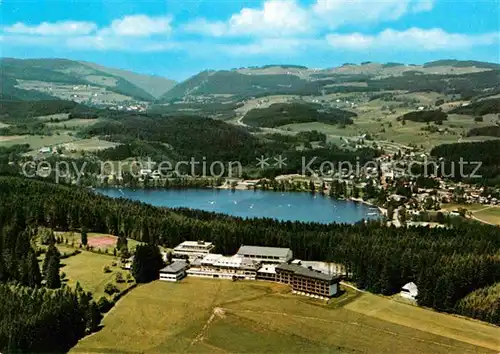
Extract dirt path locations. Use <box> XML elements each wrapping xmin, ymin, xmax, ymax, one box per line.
<box><xmin>190</xmin><ymin>282</ymin><xmax>224</xmax><ymax>346</ymax></box>
<box><xmin>470</xmin><ymin>205</ymin><xmax>495</xmax><ymax>214</ymax></box>
<box><xmin>190</xmin><ymin>307</ymin><xmax>226</xmax><ymax>345</ymax></box>
<box><xmin>340</xmin><ymin>281</ymin><xmax>366</xmax><ymax>293</ymax></box>
<box><xmin>468</xmin><ymin>206</ymin><xmax>499</xmax><ymax>226</ymax></box>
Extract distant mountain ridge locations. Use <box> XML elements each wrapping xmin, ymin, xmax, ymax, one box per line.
<box><xmin>159</xmin><ymin>59</ymin><xmax>500</xmax><ymax>101</ymax></box>
<box><xmin>0</xmin><ymin>58</ymin><xmax>176</xmax><ymax>102</ymax></box>
<box><xmin>1</xmin><ymin>58</ymin><xmax>498</xmax><ymax>103</ymax></box>
<box><xmin>78</xmin><ymin>61</ymin><xmax>176</xmax><ymax>98</ymax></box>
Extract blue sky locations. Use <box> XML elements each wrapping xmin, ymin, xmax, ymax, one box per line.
<box><xmin>1</xmin><ymin>0</ymin><xmax>499</xmax><ymax>80</ymax></box>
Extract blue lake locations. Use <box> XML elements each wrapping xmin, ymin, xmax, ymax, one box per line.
<box><xmin>96</xmin><ymin>188</ymin><xmax>380</xmax><ymax>224</ymax></box>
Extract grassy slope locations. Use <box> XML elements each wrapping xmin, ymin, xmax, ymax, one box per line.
<box><xmin>1</xmin><ymin>58</ymin><xmax>156</xmax><ymax>101</ymax></box>
<box><xmin>60</xmin><ymin>249</ymin><xmax>133</xmax><ymax>299</ymax></box>
<box><xmin>71</xmin><ymin>278</ymin><xmax>499</xmax><ymax>353</ymax></box>
<box><xmin>0</xmin><ymin>133</ymin><xmax>77</xmax><ymax>149</ymax></box>
<box><xmin>80</xmin><ymin>61</ymin><xmax>177</xmax><ymax>99</ymax></box>
<box><xmin>280</xmin><ymin>100</ymin><xmax>498</xmax><ymax>151</ymax></box>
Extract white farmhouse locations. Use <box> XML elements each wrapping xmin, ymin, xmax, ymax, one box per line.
<box><xmin>400</xmin><ymin>282</ymin><xmax>418</xmax><ymax>300</ymax></box>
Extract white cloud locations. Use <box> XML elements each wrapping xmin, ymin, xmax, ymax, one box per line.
<box><xmin>312</xmin><ymin>0</ymin><xmax>435</xmax><ymax>28</ymax></box>
<box><xmin>313</xmin><ymin>0</ymin><xmax>408</xmax><ymax>27</ymax></box>
<box><xmin>412</xmin><ymin>0</ymin><xmax>435</xmax><ymax>13</ymax></box>
<box><xmin>186</xmin><ymin>0</ymin><xmax>436</xmax><ymax>37</ymax></box>
<box><xmin>185</xmin><ymin>0</ymin><xmax>312</xmax><ymax>37</ymax></box>
<box><xmin>99</xmin><ymin>15</ymin><xmax>172</xmax><ymax>37</ymax></box>
<box><xmin>66</xmin><ymin>35</ymin><xmax>178</xmax><ymax>52</ymax></box>
<box><xmin>3</xmin><ymin>21</ymin><xmax>97</xmax><ymax>36</ymax></box>
<box><xmin>220</xmin><ymin>38</ymin><xmax>315</xmax><ymax>56</ymax></box>
<box><xmin>1</xmin><ymin>15</ymin><xmax>175</xmax><ymax>52</ymax></box>
<box><xmin>326</xmin><ymin>28</ymin><xmax>499</xmax><ymax>50</ymax></box>
<box><xmin>183</xmin><ymin>19</ymin><xmax>227</xmax><ymax>37</ymax></box>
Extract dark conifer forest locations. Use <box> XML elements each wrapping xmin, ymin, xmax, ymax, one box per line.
<box><xmin>430</xmin><ymin>140</ymin><xmax>500</xmax><ymax>185</ymax></box>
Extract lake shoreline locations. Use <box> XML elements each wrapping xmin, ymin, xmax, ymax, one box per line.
<box><xmin>95</xmin><ymin>187</ymin><xmax>381</xmax><ymax>224</ymax></box>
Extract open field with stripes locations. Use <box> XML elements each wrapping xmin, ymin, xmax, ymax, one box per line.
<box><xmin>72</xmin><ymin>277</ymin><xmax>499</xmax><ymax>353</ymax></box>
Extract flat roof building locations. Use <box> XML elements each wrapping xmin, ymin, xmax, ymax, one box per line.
<box><xmin>159</xmin><ymin>260</ymin><xmax>189</xmax><ymax>282</ymax></box>
<box><xmin>256</xmin><ymin>264</ymin><xmax>277</xmax><ymax>282</ymax></box>
<box><xmin>275</xmin><ymin>263</ymin><xmax>340</xmax><ymax>299</ymax></box>
<box><xmin>237</xmin><ymin>245</ymin><xmax>293</xmax><ymax>264</ymax></box>
<box><xmin>188</xmin><ymin>254</ymin><xmax>260</xmax><ymax>280</ymax></box>
<box><xmin>173</xmin><ymin>240</ymin><xmax>215</xmax><ymax>259</ymax></box>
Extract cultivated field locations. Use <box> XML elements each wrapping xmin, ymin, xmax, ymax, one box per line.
<box><xmin>234</xmin><ymin>91</ymin><xmax>497</xmax><ymax>152</ymax></box>
<box><xmin>72</xmin><ymin>278</ymin><xmax>499</xmax><ymax>353</ymax></box>
<box><xmin>46</xmin><ymin>118</ymin><xmax>99</xmax><ymax>129</ymax></box>
<box><xmin>16</xmin><ymin>79</ymin><xmax>134</xmax><ymax>104</ymax></box>
<box><xmin>58</xmin><ymin>137</ymin><xmax>120</xmax><ymax>152</ymax></box>
<box><xmin>35</xmin><ymin>113</ymin><xmax>70</xmax><ymax>122</ymax></box>
<box><xmin>0</xmin><ymin>133</ymin><xmax>76</xmax><ymax>149</ymax></box>
<box><xmin>280</xmin><ymin>109</ymin><xmax>497</xmax><ymax>151</ymax></box>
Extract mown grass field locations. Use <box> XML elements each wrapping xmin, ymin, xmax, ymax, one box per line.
<box><xmin>442</xmin><ymin>203</ymin><xmax>500</xmax><ymax>226</ymax></box>
<box><xmin>59</xmin><ymin>248</ymin><xmax>134</xmax><ymax>299</ymax></box>
<box><xmin>72</xmin><ymin>278</ymin><xmax>499</xmax><ymax>353</ymax></box>
<box><xmin>0</xmin><ymin>132</ymin><xmax>77</xmax><ymax>149</ymax></box>
<box><xmin>472</xmin><ymin>207</ymin><xmax>500</xmax><ymax>225</ymax></box>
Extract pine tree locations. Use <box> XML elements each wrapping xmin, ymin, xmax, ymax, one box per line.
<box><xmin>43</xmin><ymin>244</ymin><xmax>61</xmax><ymax>288</ymax></box>
<box><xmin>45</xmin><ymin>253</ymin><xmax>61</xmax><ymax>289</ymax></box>
<box><xmin>132</xmin><ymin>244</ymin><xmax>164</xmax><ymax>283</ymax></box>
<box><xmin>25</xmin><ymin>249</ymin><xmax>42</xmax><ymax>287</ymax></box>
<box><xmin>116</xmin><ymin>234</ymin><xmax>128</xmax><ymax>253</ymax></box>
<box><xmin>42</xmin><ymin>244</ymin><xmax>59</xmax><ymax>277</ymax></box>
<box><xmin>81</xmin><ymin>227</ymin><xmax>88</xmax><ymax>246</ymax></box>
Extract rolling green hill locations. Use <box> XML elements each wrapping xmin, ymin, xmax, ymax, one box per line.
<box><xmin>159</xmin><ymin>60</ymin><xmax>499</xmax><ymax>101</ymax></box>
<box><xmin>159</xmin><ymin>70</ymin><xmax>308</xmax><ymax>101</ymax></box>
<box><xmin>0</xmin><ymin>100</ymin><xmax>99</xmax><ymax>123</ymax></box>
<box><xmin>0</xmin><ymin>58</ymin><xmax>175</xmax><ymax>102</ymax></box>
<box><xmin>242</xmin><ymin>103</ymin><xmax>357</xmax><ymax>128</ymax></box>
<box><xmin>78</xmin><ymin>61</ymin><xmax>176</xmax><ymax>98</ymax></box>
<box><xmin>423</xmin><ymin>60</ymin><xmax>500</xmax><ymax>69</ymax></box>
<box><xmin>450</xmin><ymin>98</ymin><xmax>500</xmax><ymax>116</ymax></box>
<box><xmin>83</xmin><ymin>114</ymin><xmax>262</xmax><ymax>164</ymax></box>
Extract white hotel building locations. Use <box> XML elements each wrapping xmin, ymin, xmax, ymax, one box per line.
<box><xmin>236</xmin><ymin>245</ymin><xmax>293</xmax><ymax>264</ymax></box>
<box><xmin>159</xmin><ymin>260</ymin><xmax>189</xmax><ymax>282</ymax></box>
<box><xmin>187</xmin><ymin>254</ymin><xmax>260</xmax><ymax>280</ymax></box>
<box><xmin>173</xmin><ymin>240</ymin><xmax>215</xmax><ymax>259</ymax></box>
